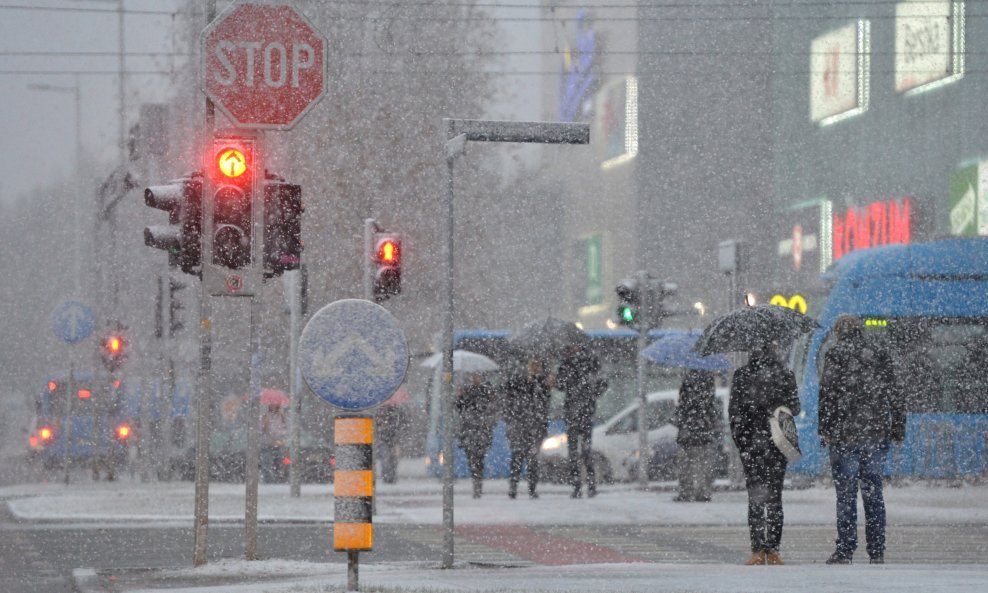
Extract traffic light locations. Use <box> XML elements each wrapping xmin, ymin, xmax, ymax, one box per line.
<box><xmin>263</xmin><ymin>174</ymin><xmax>303</xmax><ymax>276</ymax></box>
<box><xmin>101</xmin><ymin>333</ymin><xmax>127</xmax><ymax>372</ymax></box>
<box><xmin>211</xmin><ymin>140</ymin><xmax>254</xmax><ymax>269</ymax></box>
<box><xmin>144</xmin><ymin>172</ymin><xmax>203</xmax><ymax>276</ymax></box>
<box><xmin>373</xmin><ymin>232</ymin><xmax>402</xmax><ymax>301</ymax></box>
<box><xmin>615</xmin><ymin>277</ymin><xmax>641</xmax><ymax>327</ymax></box>
<box><xmin>168</xmin><ymin>278</ymin><xmax>186</xmax><ymax>336</ymax></box>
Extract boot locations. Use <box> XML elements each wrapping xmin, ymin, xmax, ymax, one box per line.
<box><xmin>743</xmin><ymin>551</ymin><xmax>767</xmax><ymax>565</ymax></box>
<box><xmin>508</xmin><ymin>480</ymin><xmax>517</xmax><ymax>499</ymax></box>
<box><xmin>765</xmin><ymin>551</ymin><xmax>784</xmax><ymax>565</ymax></box>
<box><xmin>826</xmin><ymin>551</ymin><xmax>852</xmax><ymax>565</ymax></box>
<box><xmin>472</xmin><ymin>480</ymin><xmax>482</xmax><ymax>499</ymax></box>
<box><xmin>571</xmin><ymin>486</ymin><xmax>582</xmax><ymax>499</ymax></box>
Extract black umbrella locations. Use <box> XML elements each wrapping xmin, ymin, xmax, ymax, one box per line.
<box><xmin>509</xmin><ymin>317</ymin><xmax>590</xmax><ymax>360</ymax></box>
<box><xmin>693</xmin><ymin>304</ymin><xmax>819</xmax><ymax>356</ymax></box>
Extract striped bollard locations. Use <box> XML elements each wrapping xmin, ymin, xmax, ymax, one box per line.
<box><xmin>334</xmin><ymin>415</ymin><xmax>373</xmax><ymax>591</ymax></box>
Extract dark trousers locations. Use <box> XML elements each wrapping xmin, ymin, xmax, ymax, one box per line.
<box><xmin>829</xmin><ymin>441</ymin><xmax>889</xmax><ymax>559</ymax></box>
<box><xmin>464</xmin><ymin>447</ymin><xmax>486</xmax><ymax>482</ymax></box>
<box><xmin>740</xmin><ymin>447</ymin><xmax>787</xmax><ymax>553</ymax></box>
<box><xmin>567</xmin><ymin>423</ymin><xmax>595</xmax><ymax>491</ymax></box>
<box><xmin>509</xmin><ymin>440</ymin><xmax>540</xmax><ymax>494</ymax></box>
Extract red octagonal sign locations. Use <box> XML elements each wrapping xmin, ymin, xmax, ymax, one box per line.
<box><xmin>202</xmin><ymin>3</ymin><xmax>326</xmax><ymax>130</ymax></box>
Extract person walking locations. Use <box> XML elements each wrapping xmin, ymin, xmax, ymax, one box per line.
<box><xmin>820</xmin><ymin>315</ymin><xmax>906</xmax><ymax>565</ymax></box>
<box><xmin>502</xmin><ymin>357</ymin><xmax>552</xmax><ymax>499</ymax></box>
<box><xmin>673</xmin><ymin>368</ymin><xmax>719</xmax><ymax>502</ymax></box>
<box><xmin>375</xmin><ymin>401</ymin><xmax>405</xmax><ymax>484</ymax></box>
<box><xmin>729</xmin><ymin>343</ymin><xmax>800</xmax><ymax>566</ymax></box>
<box><xmin>455</xmin><ymin>373</ymin><xmax>498</xmax><ymax>498</ymax></box>
<box><xmin>260</xmin><ymin>403</ymin><xmax>288</xmax><ymax>483</ymax></box>
<box><xmin>556</xmin><ymin>345</ymin><xmax>606</xmax><ymax>498</ymax></box>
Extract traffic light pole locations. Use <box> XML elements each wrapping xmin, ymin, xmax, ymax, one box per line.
<box><xmin>635</xmin><ymin>270</ymin><xmax>650</xmax><ymax>490</ymax></box>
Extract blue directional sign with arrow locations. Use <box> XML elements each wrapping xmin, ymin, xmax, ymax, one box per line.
<box><xmin>51</xmin><ymin>300</ymin><xmax>95</xmax><ymax>344</ymax></box>
<box><xmin>299</xmin><ymin>299</ymin><xmax>409</xmax><ymax>410</ymax></box>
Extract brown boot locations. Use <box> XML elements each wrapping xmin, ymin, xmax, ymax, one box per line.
<box><xmin>765</xmin><ymin>551</ymin><xmax>784</xmax><ymax>565</ymax></box>
<box><xmin>744</xmin><ymin>551</ymin><xmax>767</xmax><ymax>565</ymax></box>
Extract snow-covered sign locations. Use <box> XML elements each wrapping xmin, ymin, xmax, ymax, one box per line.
<box><xmin>299</xmin><ymin>299</ymin><xmax>408</xmax><ymax>410</ymax></box>
<box><xmin>201</xmin><ymin>3</ymin><xmax>327</xmax><ymax>130</ymax></box>
<box><xmin>51</xmin><ymin>300</ymin><xmax>95</xmax><ymax>344</ymax></box>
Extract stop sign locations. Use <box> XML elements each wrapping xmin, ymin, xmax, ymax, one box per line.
<box><xmin>201</xmin><ymin>3</ymin><xmax>327</xmax><ymax>130</ymax></box>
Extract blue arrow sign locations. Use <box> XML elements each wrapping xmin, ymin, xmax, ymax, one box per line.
<box><xmin>299</xmin><ymin>299</ymin><xmax>408</xmax><ymax>410</ymax></box>
<box><xmin>52</xmin><ymin>300</ymin><xmax>95</xmax><ymax>344</ymax></box>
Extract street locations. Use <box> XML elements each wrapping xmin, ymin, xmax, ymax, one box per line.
<box><xmin>1</xmin><ymin>458</ymin><xmax>986</xmax><ymax>593</ymax></box>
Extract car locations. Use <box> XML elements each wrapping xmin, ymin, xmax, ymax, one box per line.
<box><xmin>539</xmin><ymin>388</ymin><xmax>731</xmax><ymax>484</ymax></box>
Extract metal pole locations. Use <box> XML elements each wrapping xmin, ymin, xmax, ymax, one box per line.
<box><xmin>193</xmin><ymin>0</ymin><xmax>218</xmax><ymax>569</ymax></box>
<box><xmin>363</xmin><ymin>219</ymin><xmax>376</xmax><ymax>301</ymax></box>
<box><xmin>440</xmin><ymin>121</ymin><xmax>457</xmax><ymax>569</ymax></box>
<box><xmin>63</xmin><ymin>362</ymin><xmax>75</xmax><ymax>485</ymax></box>
<box><xmin>288</xmin><ymin>270</ymin><xmax>302</xmax><ymax>498</ymax></box>
<box><xmin>635</xmin><ymin>270</ymin><xmax>649</xmax><ymax>489</ymax></box>
<box><xmin>117</xmin><ymin>0</ymin><xmax>125</xmax><ymax>164</ymax></box>
<box><xmin>347</xmin><ymin>550</ymin><xmax>359</xmax><ymax>591</ymax></box>
<box><xmin>245</xmin><ymin>297</ymin><xmax>261</xmax><ymax>560</ymax></box>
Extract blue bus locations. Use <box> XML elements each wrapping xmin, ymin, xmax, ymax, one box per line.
<box><xmin>422</xmin><ymin>328</ymin><xmax>698</xmax><ymax>479</ymax></box>
<box><xmin>789</xmin><ymin>238</ymin><xmax>988</xmax><ymax>478</ymax></box>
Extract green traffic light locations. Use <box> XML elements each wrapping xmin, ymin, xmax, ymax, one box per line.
<box><xmin>619</xmin><ymin>306</ymin><xmax>635</xmax><ymax>324</ymax></box>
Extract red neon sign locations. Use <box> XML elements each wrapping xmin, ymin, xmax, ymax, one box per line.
<box><xmin>833</xmin><ymin>198</ymin><xmax>911</xmax><ymax>261</ymax></box>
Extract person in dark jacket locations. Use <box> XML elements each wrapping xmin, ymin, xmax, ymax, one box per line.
<box><xmin>502</xmin><ymin>358</ymin><xmax>552</xmax><ymax>499</ymax></box>
<box><xmin>556</xmin><ymin>345</ymin><xmax>607</xmax><ymax>498</ymax></box>
<box><xmin>455</xmin><ymin>373</ymin><xmax>498</xmax><ymax>498</ymax></box>
<box><xmin>819</xmin><ymin>315</ymin><xmax>906</xmax><ymax>565</ymax></box>
<box><xmin>673</xmin><ymin>369</ymin><xmax>719</xmax><ymax>502</ymax></box>
<box><xmin>729</xmin><ymin>343</ymin><xmax>800</xmax><ymax>566</ymax></box>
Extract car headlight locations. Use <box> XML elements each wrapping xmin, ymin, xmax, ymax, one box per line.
<box><xmin>540</xmin><ymin>434</ymin><xmax>567</xmax><ymax>452</ymax></box>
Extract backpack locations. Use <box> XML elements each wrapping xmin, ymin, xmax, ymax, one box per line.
<box><xmin>769</xmin><ymin>406</ymin><xmax>801</xmax><ymax>462</ymax></box>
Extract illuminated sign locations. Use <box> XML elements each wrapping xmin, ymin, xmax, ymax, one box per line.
<box><xmin>810</xmin><ymin>21</ymin><xmax>871</xmax><ymax>125</ymax></box>
<box><xmin>864</xmin><ymin>318</ymin><xmax>888</xmax><ymax>327</ymax></box>
<box><xmin>559</xmin><ymin>10</ymin><xmax>596</xmax><ymax>122</ymax></box>
<box><xmin>948</xmin><ymin>162</ymin><xmax>988</xmax><ymax>237</ymax></box>
<box><xmin>595</xmin><ymin>76</ymin><xmax>639</xmax><ymax>169</ymax></box>
<box><xmin>833</xmin><ymin>198</ymin><xmax>911</xmax><ymax>261</ymax></box>
<box><xmin>770</xmin><ymin>294</ymin><xmax>808</xmax><ymax>314</ymax></box>
<box><xmin>895</xmin><ymin>0</ymin><xmax>965</xmax><ymax>94</ymax></box>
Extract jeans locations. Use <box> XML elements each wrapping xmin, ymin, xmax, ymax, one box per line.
<box><xmin>829</xmin><ymin>441</ymin><xmax>890</xmax><ymax>559</ymax></box>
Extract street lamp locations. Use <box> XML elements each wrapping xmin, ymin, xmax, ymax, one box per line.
<box><xmin>28</xmin><ymin>75</ymin><xmax>82</xmax><ymax>176</ymax></box>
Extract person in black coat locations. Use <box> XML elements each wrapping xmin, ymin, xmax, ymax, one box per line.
<box><xmin>673</xmin><ymin>369</ymin><xmax>719</xmax><ymax>502</ymax></box>
<box><xmin>502</xmin><ymin>358</ymin><xmax>552</xmax><ymax>499</ymax></box>
<box><xmin>729</xmin><ymin>343</ymin><xmax>800</xmax><ymax>566</ymax></box>
<box><xmin>557</xmin><ymin>345</ymin><xmax>607</xmax><ymax>498</ymax></box>
<box><xmin>455</xmin><ymin>373</ymin><xmax>498</xmax><ymax>498</ymax></box>
<box><xmin>819</xmin><ymin>315</ymin><xmax>906</xmax><ymax>565</ymax></box>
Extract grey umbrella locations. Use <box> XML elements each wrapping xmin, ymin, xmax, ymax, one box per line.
<box><xmin>693</xmin><ymin>304</ymin><xmax>819</xmax><ymax>356</ymax></box>
<box><xmin>509</xmin><ymin>317</ymin><xmax>590</xmax><ymax>360</ymax></box>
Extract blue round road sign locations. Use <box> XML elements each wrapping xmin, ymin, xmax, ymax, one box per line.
<box><xmin>299</xmin><ymin>299</ymin><xmax>409</xmax><ymax>410</ymax></box>
<box><xmin>52</xmin><ymin>300</ymin><xmax>95</xmax><ymax>344</ymax></box>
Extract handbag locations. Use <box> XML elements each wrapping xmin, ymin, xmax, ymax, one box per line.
<box><xmin>769</xmin><ymin>406</ymin><xmax>802</xmax><ymax>462</ymax></box>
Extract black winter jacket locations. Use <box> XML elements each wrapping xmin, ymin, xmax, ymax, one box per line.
<box><xmin>729</xmin><ymin>353</ymin><xmax>800</xmax><ymax>455</ymax></box>
<box><xmin>674</xmin><ymin>370</ymin><xmax>720</xmax><ymax>448</ymax></box>
<box><xmin>819</xmin><ymin>332</ymin><xmax>906</xmax><ymax>444</ymax></box>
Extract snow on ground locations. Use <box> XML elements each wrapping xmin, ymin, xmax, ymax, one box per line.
<box><xmin>4</xmin><ymin>474</ymin><xmax>988</xmax><ymax>527</ymax></box>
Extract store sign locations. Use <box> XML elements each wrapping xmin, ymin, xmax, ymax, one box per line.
<box><xmin>833</xmin><ymin>198</ymin><xmax>912</xmax><ymax>261</ymax></box>
<box><xmin>595</xmin><ymin>76</ymin><xmax>639</xmax><ymax>169</ymax></box>
<box><xmin>895</xmin><ymin>0</ymin><xmax>961</xmax><ymax>93</ymax></box>
<box><xmin>770</xmin><ymin>294</ymin><xmax>808</xmax><ymax>314</ymax></box>
<box><xmin>948</xmin><ymin>162</ymin><xmax>988</xmax><ymax>237</ymax></box>
<box><xmin>810</xmin><ymin>22</ymin><xmax>869</xmax><ymax>123</ymax></box>
<box><xmin>776</xmin><ymin>200</ymin><xmax>832</xmax><ymax>278</ymax></box>
<box><xmin>583</xmin><ymin>234</ymin><xmax>603</xmax><ymax>306</ymax></box>
<box><xmin>559</xmin><ymin>10</ymin><xmax>596</xmax><ymax>122</ymax></box>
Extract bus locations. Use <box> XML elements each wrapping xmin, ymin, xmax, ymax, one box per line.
<box><xmin>789</xmin><ymin>238</ymin><xmax>988</xmax><ymax>478</ymax></box>
<box><xmin>420</xmin><ymin>328</ymin><xmax>703</xmax><ymax>480</ymax></box>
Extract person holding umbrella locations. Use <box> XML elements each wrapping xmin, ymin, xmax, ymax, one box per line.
<box><xmin>502</xmin><ymin>357</ymin><xmax>553</xmax><ymax>499</ymax></box>
<box><xmin>729</xmin><ymin>342</ymin><xmax>800</xmax><ymax>565</ymax></box>
<box><xmin>455</xmin><ymin>372</ymin><xmax>498</xmax><ymax>498</ymax></box>
<box><xmin>556</xmin><ymin>344</ymin><xmax>607</xmax><ymax>498</ymax></box>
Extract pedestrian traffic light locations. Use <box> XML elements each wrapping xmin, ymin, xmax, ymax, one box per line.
<box><xmin>211</xmin><ymin>140</ymin><xmax>254</xmax><ymax>269</ymax></box>
<box><xmin>615</xmin><ymin>277</ymin><xmax>640</xmax><ymax>327</ymax></box>
<box><xmin>144</xmin><ymin>172</ymin><xmax>203</xmax><ymax>275</ymax></box>
<box><xmin>101</xmin><ymin>333</ymin><xmax>127</xmax><ymax>372</ymax></box>
<box><xmin>263</xmin><ymin>173</ymin><xmax>303</xmax><ymax>276</ymax></box>
<box><xmin>373</xmin><ymin>232</ymin><xmax>402</xmax><ymax>301</ymax></box>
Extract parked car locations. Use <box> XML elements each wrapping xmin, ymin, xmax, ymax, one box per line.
<box><xmin>539</xmin><ymin>388</ymin><xmax>731</xmax><ymax>483</ymax></box>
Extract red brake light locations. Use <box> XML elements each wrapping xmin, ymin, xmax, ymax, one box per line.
<box><xmin>29</xmin><ymin>435</ymin><xmax>39</xmax><ymax>448</ymax></box>
<box><xmin>39</xmin><ymin>427</ymin><xmax>54</xmax><ymax>441</ymax></box>
<box><xmin>116</xmin><ymin>424</ymin><xmax>131</xmax><ymax>439</ymax></box>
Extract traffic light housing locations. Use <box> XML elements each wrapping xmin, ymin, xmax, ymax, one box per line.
<box><xmin>144</xmin><ymin>173</ymin><xmax>203</xmax><ymax>275</ymax></box>
<box><xmin>615</xmin><ymin>277</ymin><xmax>641</xmax><ymax>327</ymax></box>
<box><xmin>263</xmin><ymin>174</ymin><xmax>303</xmax><ymax>277</ymax></box>
<box><xmin>211</xmin><ymin>141</ymin><xmax>254</xmax><ymax>269</ymax></box>
<box><xmin>101</xmin><ymin>333</ymin><xmax>127</xmax><ymax>372</ymax></box>
<box><xmin>168</xmin><ymin>278</ymin><xmax>186</xmax><ymax>336</ymax></box>
<box><xmin>373</xmin><ymin>232</ymin><xmax>401</xmax><ymax>301</ymax></box>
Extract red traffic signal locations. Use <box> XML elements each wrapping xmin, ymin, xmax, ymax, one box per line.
<box><xmin>212</xmin><ymin>138</ymin><xmax>254</xmax><ymax>269</ymax></box>
<box><xmin>373</xmin><ymin>233</ymin><xmax>401</xmax><ymax>301</ymax></box>
<box><xmin>101</xmin><ymin>333</ymin><xmax>127</xmax><ymax>372</ymax></box>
